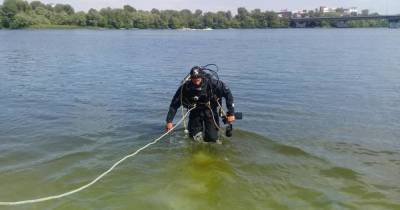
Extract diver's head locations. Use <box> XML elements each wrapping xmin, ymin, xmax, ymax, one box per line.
<box><xmin>190</xmin><ymin>66</ymin><xmax>203</xmax><ymax>86</ymax></box>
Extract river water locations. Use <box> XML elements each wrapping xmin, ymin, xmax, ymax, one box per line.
<box><xmin>0</xmin><ymin>29</ymin><xmax>399</xmax><ymax>209</ymax></box>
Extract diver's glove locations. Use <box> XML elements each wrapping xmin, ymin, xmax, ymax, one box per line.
<box><xmin>226</xmin><ymin>113</ymin><xmax>235</xmax><ymax>123</ymax></box>
<box><xmin>166</xmin><ymin>122</ymin><xmax>173</xmax><ymax>131</ymax></box>
<box><xmin>225</xmin><ymin>113</ymin><xmax>235</xmax><ymax>137</ymax></box>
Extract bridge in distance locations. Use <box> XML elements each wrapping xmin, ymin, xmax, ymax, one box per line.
<box><xmin>290</xmin><ymin>15</ymin><xmax>400</xmax><ymax>28</ymax></box>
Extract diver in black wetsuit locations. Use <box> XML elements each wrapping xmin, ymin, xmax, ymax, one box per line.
<box><xmin>165</xmin><ymin>66</ymin><xmax>235</xmax><ymax>142</ymax></box>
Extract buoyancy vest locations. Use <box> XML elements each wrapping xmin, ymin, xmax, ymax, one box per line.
<box><xmin>184</xmin><ymin>79</ymin><xmax>211</xmax><ymax>107</ymax></box>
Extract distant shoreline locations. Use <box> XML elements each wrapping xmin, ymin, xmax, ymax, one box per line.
<box><xmin>1</xmin><ymin>0</ymin><xmax>392</xmax><ymax>30</ymax></box>
<box><xmin>0</xmin><ymin>25</ymin><xmax>390</xmax><ymax>30</ymax></box>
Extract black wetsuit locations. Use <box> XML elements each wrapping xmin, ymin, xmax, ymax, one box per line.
<box><xmin>166</xmin><ymin>77</ymin><xmax>234</xmax><ymax>142</ymax></box>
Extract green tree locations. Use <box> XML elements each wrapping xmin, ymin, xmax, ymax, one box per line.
<box><xmin>101</xmin><ymin>8</ymin><xmax>134</xmax><ymax>28</ymax></box>
<box><xmin>320</xmin><ymin>20</ymin><xmax>331</xmax><ymax>27</ymax></box>
<box><xmin>86</xmin><ymin>8</ymin><xmax>104</xmax><ymax>27</ymax></box>
<box><xmin>265</xmin><ymin>11</ymin><xmax>281</xmax><ymax>27</ymax></box>
<box><xmin>151</xmin><ymin>8</ymin><xmax>160</xmax><ymax>15</ymax></box>
<box><xmin>236</xmin><ymin>7</ymin><xmax>248</xmax><ymax>22</ymax></box>
<box><xmin>179</xmin><ymin>9</ymin><xmax>192</xmax><ymax>28</ymax></box>
<box><xmin>215</xmin><ymin>11</ymin><xmax>229</xmax><ymax>28</ymax></box>
<box><xmin>108</xmin><ymin>9</ymin><xmax>126</xmax><ymax>28</ymax></box>
<box><xmin>2</xmin><ymin>0</ymin><xmax>30</xmax><ymax>27</ymax></box>
<box><xmin>99</xmin><ymin>7</ymin><xmax>113</xmax><ymax>28</ymax></box>
<box><xmin>168</xmin><ymin>16</ymin><xmax>182</xmax><ymax>29</ymax></box>
<box><xmin>157</xmin><ymin>14</ymin><xmax>169</xmax><ymax>28</ymax></box>
<box><xmin>30</xmin><ymin>1</ymin><xmax>45</xmax><ymax>10</ymax></box>
<box><xmin>70</xmin><ymin>11</ymin><xmax>86</xmax><ymax>26</ymax></box>
<box><xmin>44</xmin><ymin>3</ymin><xmax>53</xmax><ymax>11</ymax></box>
<box><xmin>189</xmin><ymin>9</ymin><xmax>203</xmax><ymax>28</ymax></box>
<box><xmin>251</xmin><ymin>9</ymin><xmax>267</xmax><ymax>28</ymax></box>
<box><xmin>2</xmin><ymin>0</ymin><xmax>19</xmax><ymax>18</ymax></box>
<box><xmin>0</xmin><ymin>7</ymin><xmax>4</xmax><ymax>28</ymax></box>
<box><xmin>31</xmin><ymin>14</ymin><xmax>50</xmax><ymax>25</ymax></box>
<box><xmin>236</xmin><ymin>7</ymin><xmax>255</xmax><ymax>28</ymax></box>
<box><xmin>34</xmin><ymin>6</ymin><xmax>49</xmax><ymax>16</ymax></box>
<box><xmin>133</xmin><ymin>12</ymin><xmax>151</xmax><ymax>29</ymax></box>
<box><xmin>49</xmin><ymin>11</ymin><xmax>69</xmax><ymax>25</ymax></box>
<box><xmin>10</xmin><ymin>12</ymin><xmax>32</xmax><ymax>28</ymax></box>
<box><xmin>229</xmin><ymin>18</ymin><xmax>240</xmax><ymax>28</ymax></box>
<box><xmin>194</xmin><ymin>9</ymin><xmax>202</xmax><ymax>17</ymax></box>
<box><xmin>54</xmin><ymin>4</ymin><xmax>74</xmax><ymax>15</ymax></box>
<box><xmin>202</xmin><ymin>12</ymin><xmax>215</xmax><ymax>28</ymax></box>
<box><xmin>123</xmin><ymin>5</ymin><xmax>136</xmax><ymax>13</ymax></box>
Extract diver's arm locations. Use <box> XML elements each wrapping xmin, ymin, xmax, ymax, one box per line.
<box><xmin>216</xmin><ymin>80</ymin><xmax>235</xmax><ymax>115</ymax></box>
<box><xmin>166</xmin><ymin>85</ymin><xmax>183</xmax><ymax>123</ymax></box>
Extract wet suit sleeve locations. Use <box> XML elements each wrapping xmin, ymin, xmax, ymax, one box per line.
<box><xmin>214</xmin><ymin>80</ymin><xmax>235</xmax><ymax>115</ymax></box>
<box><xmin>166</xmin><ymin>85</ymin><xmax>183</xmax><ymax>123</ymax></box>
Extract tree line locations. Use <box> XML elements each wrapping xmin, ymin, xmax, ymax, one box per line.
<box><xmin>0</xmin><ymin>0</ymin><xmax>288</xmax><ymax>29</ymax></box>
<box><xmin>0</xmin><ymin>0</ymin><xmax>388</xmax><ymax>29</ymax></box>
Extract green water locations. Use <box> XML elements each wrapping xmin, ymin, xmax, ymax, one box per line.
<box><xmin>1</xmin><ymin>130</ymin><xmax>399</xmax><ymax>210</ymax></box>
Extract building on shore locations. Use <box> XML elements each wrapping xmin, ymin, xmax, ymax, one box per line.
<box><xmin>319</xmin><ymin>6</ymin><xmax>337</xmax><ymax>14</ymax></box>
<box><xmin>277</xmin><ymin>9</ymin><xmax>292</xmax><ymax>18</ymax></box>
<box><xmin>283</xmin><ymin>6</ymin><xmax>360</xmax><ymax>18</ymax></box>
<box><xmin>343</xmin><ymin>7</ymin><xmax>358</xmax><ymax>16</ymax></box>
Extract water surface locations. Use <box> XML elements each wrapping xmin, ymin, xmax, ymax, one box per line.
<box><xmin>0</xmin><ymin>29</ymin><xmax>399</xmax><ymax>209</ymax></box>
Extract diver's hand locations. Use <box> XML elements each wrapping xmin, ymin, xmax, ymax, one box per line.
<box><xmin>227</xmin><ymin>115</ymin><xmax>235</xmax><ymax>123</ymax></box>
<box><xmin>166</xmin><ymin>122</ymin><xmax>173</xmax><ymax>131</ymax></box>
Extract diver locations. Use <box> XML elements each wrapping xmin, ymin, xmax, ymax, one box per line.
<box><xmin>165</xmin><ymin>65</ymin><xmax>236</xmax><ymax>142</ymax></box>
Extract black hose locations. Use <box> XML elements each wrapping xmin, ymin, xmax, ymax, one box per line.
<box><xmin>201</xmin><ymin>64</ymin><xmax>220</xmax><ymax>81</ymax></box>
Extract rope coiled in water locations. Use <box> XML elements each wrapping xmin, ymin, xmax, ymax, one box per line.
<box><xmin>0</xmin><ymin>107</ymin><xmax>195</xmax><ymax>206</ymax></box>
